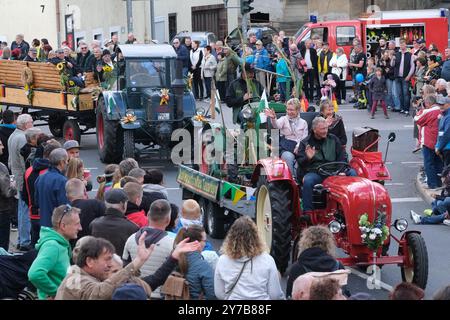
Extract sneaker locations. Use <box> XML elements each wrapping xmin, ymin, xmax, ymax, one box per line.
<box><xmin>341</xmin><ymin>99</ymin><xmax>346</xmax><ymax>104</ymax></box>
<box><xmin>371</xmin><ymin>115</ymin><xmax>375</xmax><ymax>119</ymax></box>
<box><xmin>404</xmin><ymin>111</ymin><xmax>410</xmax><ymax>116</ymax></box>
<box><xmin>387</xmin><ymin>106</ymin><xmax>392</xmax><ymax>110</ymax></box>
<box><xmin>385</xmin><ymin>115</ymin><xmax>390</xmax><ymax>119</ymax></box>
<box><xmin>400</xmin><ymin>110</ymin><xmax>405</xmax><ymax>114</ymax></box>
<box><xmin>443</xmin><ymin>219</ymin><xmax>450</xmax><ymax>226</ymax></box>
<box><xmin>410</xmin><ymin>210</ymin><xmax>422</xmax><ymax>224</ymax></box>
<box><xmin>423</xmin><ymin>209</ymin><xmax>433</xmax><ymax>217</ymax></box>
<box><xmin>10</xmin><ymin>224</ymin><xmax>18</xmax><ymax>232</ymax></box>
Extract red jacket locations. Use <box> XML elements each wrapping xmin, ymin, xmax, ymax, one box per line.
<box><xmin>414</xmin><ymin>105</ymin><xmax>442</xmax><ymax>150</ymax></box>
<box><xmin>126</xmin><ymin>210</ymin><xmax>148</xmax><ymax>228</ymax></box>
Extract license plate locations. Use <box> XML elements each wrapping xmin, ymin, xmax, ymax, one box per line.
<box><xmin>157</xmin><ymin>113</ymin><xmax>170</xmax><ymax>120</ymax></box>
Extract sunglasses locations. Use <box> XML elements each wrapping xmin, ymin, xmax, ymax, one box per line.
<box><xmin>59</xmin><ymin>204</ymin><xmax>73</xmax><ymax>226</ymax></box>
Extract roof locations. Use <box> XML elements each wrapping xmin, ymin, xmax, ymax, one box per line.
<box><xmin>118</xmin><ymin>44</ymin><xmax>177</xmax><ymax>59</ymax></box>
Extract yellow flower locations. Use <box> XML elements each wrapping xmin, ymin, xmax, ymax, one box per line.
<box><xmin>103</xmin><ymin>65</ymin><xmax>112</xmax><ymax>73</ymax></box>
<box><xmin>68</xmin><ymin>80</ymin><xmax>75</xmax><ymax>87</ymax></box>
<box><xmin>56</xmin><ymin>62</ymin><xmax>64</xmax><ymax>71</ymax></box>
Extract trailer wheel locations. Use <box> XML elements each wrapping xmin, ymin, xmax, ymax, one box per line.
<box><xmin>123</xmin><ymin>130</ymin><xmax>135</xmax><ymax>159</ymax></box>
<box><xmin>63</xmin><ymin>120</ymin><xmax>81</xmax><ymax>143</ymax></box>
<box><xmin>256</xmin><ymin>178</ymin><xmax>292</xmax><ymax>274</ymax></box>
<box><xmin>48</xmin><ymin>116</ymin><xmax>64</xmax><ymax>137</ymax></box>
<box><xmin>400</xmin><ymin>233</ymin><xmax>428</xmax><ymax>289</ymax></box>
<box><xmin>204</xmin><ymin>200</ymin><xmax>227</xmax><ymax>239</ymax></box>
<box><xmin>96</xmin><ymin>97</ymin><xmax>121</xmax><ymax>163</ymax></box>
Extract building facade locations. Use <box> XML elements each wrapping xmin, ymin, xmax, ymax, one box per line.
<box><xmin>0</xmin><ymin>0</ymin><xmax>443</xmax><ymax>49</ymax></box>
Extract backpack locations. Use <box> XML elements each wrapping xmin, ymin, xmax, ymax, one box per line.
<box><xmin>161</xmin><ymin>272</ymin><xmax>190</xmax><ymax>300</ymax></box>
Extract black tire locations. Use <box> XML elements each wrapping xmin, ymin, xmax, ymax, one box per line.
<box><xmin>400</xmin><ymin>233</ymin><xmax>429</xmax><ymax>289</ymax></box>
<box><xmin>123</xmin><ymin>130</ymin><xmax>135</xmax><ymax>159</ymax></box>
<box><xmin>256</xmin><ymin>178</ymin><xmax>292</xmax><ymax>274</ymax></box>
<box><xmin>204</xmin><ymin>200</ymin><xmax>227</xmax><ymax>239</ymax></box>
<box><xmin>48</xmin><ymin>115</ymin><xmax>64</xmax><ymax>137</ymax></box>
<box><xmin>96</xmin><ymin>97</ymin><xmax>122</xmax><ymax>163</ymax></box>
<box><xmin>62</xmin><ymin>119</ymin><xmax>81</xmax><ymax>143</ymax></box>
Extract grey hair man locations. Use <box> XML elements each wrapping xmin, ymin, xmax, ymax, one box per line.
<box><xmin>8</xmin><ymin>113</ymin><xmax>33</xmax><ymax>250</ymax></box>
<box><xmin>66</xmin><ymin>178</ymin><xmax>105</xmax><ymax>240</ymax></box>
<box><xmin>35</xmin><ymin>148</ymin><xmax>69</xmax><ymax>228</ymax></box>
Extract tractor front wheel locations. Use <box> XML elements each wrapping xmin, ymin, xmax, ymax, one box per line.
<box><xmin>96</xmin><ymin>97</ymin><xmax>122</xmax><ymax>163</ymax></box>
<box><xmin>256</xmin><ymin>178</ymin><xmax>292</xmax><ymax>274</ymax></box>
<box><xmin>400</xmin><ymin>233</ymin><xmax>429</xmax><ymax>289</ymax></box>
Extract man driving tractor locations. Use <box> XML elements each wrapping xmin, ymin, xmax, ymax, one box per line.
<box><xmin>296</xmin><ymin>117</ymin><xmax>357</xmax><ymax>216</ymax></box>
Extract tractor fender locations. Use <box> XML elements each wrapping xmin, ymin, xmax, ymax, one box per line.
<box><xmin>99</xmin><ymin>91</ymin><xmax>128</xmax><ymax>121</ymax></box>
<box><xmin>398</xmin><ymin>230</ymin><xmax>423</xmax><ymax>250</ymax></box>
<box><xmin>251</xmin><ymin>158</ymin><xmax>295</xmax><ymax>184</ymax></box>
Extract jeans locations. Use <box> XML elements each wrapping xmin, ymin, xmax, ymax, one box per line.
<box><xmin>432</xmin><ymin>197</ymin><xmax>450</xmax><ymax>215</ymax></box>
<box><xmin>385</xmin><ymin>78</ymin><xmax>395</xmax><ymax>107</ymax></box>
<box><xmin>421</xmin><ymin>212</ymin><xmax>447</xmax><ymax>224</ymax></box>
<box><xmin>302</xmin><ymin>169</ymin><xmax>357</xmax><ymax>211</ymax></box>
<box><xmin>31</xmin><ymin>219</ymin><xmax>40</xmax><ymax>247</ymax></box>
<box><xmin>337</xmin><ymin>80</ymin><xmax>346</xmax><ymax>102</ymax></box>
<box><xmin>204</xmin><ymin>77</ymin><xmax>212</xmax><ymax>99</ymax></box>
<box><xmin>0</xmin><ymin>213</ymin><xmax>10</xmax><ymax>250</ymax></box>
<box><xmin>281</xmin><ymin>151</ymin><xmax>297</xmax><ymax>181</ymax></box>
<box><xmin>17</xmin><ymin>197</ymin><xmax>31</xmax><ymax>247</ymax></box>
<box><xmin>422</xmin><ymin>146</ymin><xmax>443</xmax><ymax>188</ymax></box>
<box><xmin>393</xmin><ymin>78</ymin><xmax>411</xmax><ymax>112</ymax></box>
<box><xmin>278</xmin><ymin>82</ymin><xmax>287</xmax><ymax>102</ymax></box>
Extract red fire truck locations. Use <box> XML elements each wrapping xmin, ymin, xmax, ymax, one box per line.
<box><xmin>294</xmin><ymin>9</ymin><xmax>449</xmax><ymax>59</ymax></box>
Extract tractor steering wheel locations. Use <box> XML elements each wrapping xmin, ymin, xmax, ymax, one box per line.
<box><xmin>316</xmin><ymin>162</ymin><xmax>352</xmax><ymax>177</ymax></box>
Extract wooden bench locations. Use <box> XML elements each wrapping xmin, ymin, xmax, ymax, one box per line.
<box><xmin>0</xmin><ymin>60</ymin><xmax>98</xmax><ymax>91</ymax></box>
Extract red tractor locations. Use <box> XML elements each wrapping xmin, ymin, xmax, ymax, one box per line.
<box><xmin>251</xmin><ymin>132</ymin><xmax>428</xmax><ymax>289</ymax></box>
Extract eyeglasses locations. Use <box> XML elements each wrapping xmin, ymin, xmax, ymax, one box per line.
<box><xmin>81</xmin><ymin>47</ymin><xmax>88</xmax><ymax>50</ymax></box>
<box><xmin>59</xmin><ymin>204</ymin><xmax>72</xmax><ymax>226</ymax></box>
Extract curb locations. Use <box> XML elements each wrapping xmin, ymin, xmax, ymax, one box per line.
<box><xmin>415</xmin><ymin>173</ymin><xmax>436</xmax><ymax>205</ymax></box>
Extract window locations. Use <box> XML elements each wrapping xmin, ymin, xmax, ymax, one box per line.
<box><xmin>127</xmin><ymin>59</ymin><xmax>176</xmax><ymax>88</ymax></box>
<box><xmin>310</xmin><ymin>27</ymin><xmax>328</xmax><ymax>43</ymax></box>
<box><xmin>336</xmin><ymin>26</ymin><xmax>356</xmax><ymax>46</ymax></box>
<box><xmin>93</xmin><ymin>33</ymin><xmax>103</xmax><ymax>44</ymax></box>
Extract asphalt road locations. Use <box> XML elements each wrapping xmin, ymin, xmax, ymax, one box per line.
<box><xmin>11</xmin><ymin>98</ymin><xmax>449</xmax><ymax>299</ymax></box>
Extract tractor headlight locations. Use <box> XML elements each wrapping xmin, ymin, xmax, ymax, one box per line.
<box><xmin>394</xmin><ymin>219</ymin><xmax>408</xmax><ymax>232</ymax></box>
<box><xmin>125</xmin><ymin>109</ymin><xmax>135</xmax><ymax>118</ymax></box>
<box><xmin>328</xmin><ymin>220</ymin><xmax>342</xmax><ymax>234</ymax></box>
<box><xmin>196</xmin><ymin>107</ymin><xmax>205</xmax><ymax>116</ymax></box>
<box><xmin>242</xmin><ymin>105</ymin><xmax>253</xmax><ymax>120</ymax></box>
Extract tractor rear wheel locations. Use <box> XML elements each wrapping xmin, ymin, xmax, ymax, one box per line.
<box><xmin>63</xmin><ymin>119</ymin><xmax>81</xmax><ymax>143</ymax></box>
<box><xmin>256</xmin><ymin>178</ymin><xmax>292</xmax><ymax>274</ymax></box>
<box><xmin>123</xmin><ymin>130</ymin><xmax>135</xmax><ymax>159</ymax></box>
<box><xmin>96</xmin><ymin>97</ymin><xmax>122</xmax><ymax>163</ymax></box>
<box><xmin>400</xmin><ymin>233</ymin><xmax>429</xmax><ymax>289</ymax></box>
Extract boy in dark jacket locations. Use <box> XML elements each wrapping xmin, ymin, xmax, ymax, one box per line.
<box><xmin>369</xmin><ymin>67</ymin><xmax>389</xmax><ymax>119</ymax></box>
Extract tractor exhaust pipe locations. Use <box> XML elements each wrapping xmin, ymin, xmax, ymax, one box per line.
<box><xmin>172</xmin><ymin>59</ymin><xmax>184</xmax><ymax>120</ymax></box>
<box><xmin>384</xmin><ymin>132</ymin><xmax>396</xmax><ymax>164</ymax></box>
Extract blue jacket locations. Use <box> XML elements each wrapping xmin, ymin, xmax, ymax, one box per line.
<box><xmin>174</xmin><ymin>45</ymin><xmax>190</xmax><ymax>69</ymax></box>
<box><xmin>441</xmin><ymin>59</ymin><xmax>450</xmax><ymax>81</ymax></box>
<box><xmin>185</xmin><ymin>251</ymin><xmax>216</xmax><ymax>300</ymax></box>
<box><xmin>276</xmin><ymin>58</ymin><xmax>291</xmax><ymax>83</ymax></box>
<box><xmin>253</xmin><ymin>48</ymin><xmax>270</xmax><ymax>71</ymax></box>
<box><xmin>34</xmin><ymin>167</ymin><xmax>68</xmax><ymax>227</ymax></box>
<box><xmin>436</xmin><ymin>108</ymin><xmax>450</xmax><ymax>152</ymax></box>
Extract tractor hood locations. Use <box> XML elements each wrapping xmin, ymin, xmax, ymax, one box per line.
<box><xmin>323</xmin><ymin>176</ymin><xmax>392</xmax><ymax>245</ymax></box>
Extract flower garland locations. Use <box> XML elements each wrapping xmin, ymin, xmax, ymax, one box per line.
<box><xmin>160</xmin><ymin>88</ymin><xmax>170</xmax><ymax>105</ymax></box>
<box><xmin>358</xmin><ymin>212</ymin><xmax>389</xmax><ymax>251</ymax></box>
<box><xmin>21</xmin><ymin>67</ymin><xmax>34</xmax><ymax>105</ymax></box>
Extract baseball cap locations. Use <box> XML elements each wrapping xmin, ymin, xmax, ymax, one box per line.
<box><xmin>112</xmin><ymin>283</ymin><xmax>147</xmax><ymax>300</ymax></box>
<box><xmin>104</xmin><ymin>189</ymin><xmax>129</xmax><ymax>204</ymax></box>
<box><xmin>63</xmin><ymin>140</ymin><xmax>79</xmax><ymax>151</ymax></box>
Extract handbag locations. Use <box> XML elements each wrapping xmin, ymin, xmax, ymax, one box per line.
<box><xmin>279</xmin><ymin>136</ymin><xmax>298</xmax><ymax>154</ymax></box>
<box><xmin>161</xmin><ymin>272</ymin><xmax>190</xmax><ymax>300</ymax></box>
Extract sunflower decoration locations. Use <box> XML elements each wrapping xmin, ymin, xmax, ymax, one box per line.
<box><xmin>160</xmin><ymin>88</ymin><xmax>170</xmax><ymax>105</ymax></box>
<box><xmin>68</xmin><ymin>80</ymin><xmax>75</xmax><ymax>87</ymax></box>
<box><xmin>103</xmin><ymin>65</ymin><xmax>113</xmax><ymax>73</ymax></box>
<box><xmin>184</xmin><ymin>72</ymin><xmax>193</xmax><ymax>91</ymax></box>
<box><xmin>56</xmin><ymin>62</ymin><xmax>65</xmax><ymax>72</ymax></box>
<box><xmin>24</xmin><ymin>83</ymin><xmax>34</xmax><ymax>105</ymax></box>
<box><xmin>121</xmin><ymin>114</ymin><xmax>137</xmax><ymax>124</ymax></box>
<box><xmin>101</xmin><ymin>64</ymin><xmax>116</xmax><ymax>90</ymax></box>
<box><xmin>192</xmin><ymin>114</ymin><xmax>207</xmax><ymax>123</ymax></box>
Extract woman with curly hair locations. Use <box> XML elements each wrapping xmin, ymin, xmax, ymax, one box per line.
<box><xmin>286</xmin><ymin>225</ymin><xmax>345</xmax><ymax>298</ymax></box>
<box><xmin>214</xmin><ymin>216</ymin><xmax>285</xmax><ymax>300</ymax></box>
